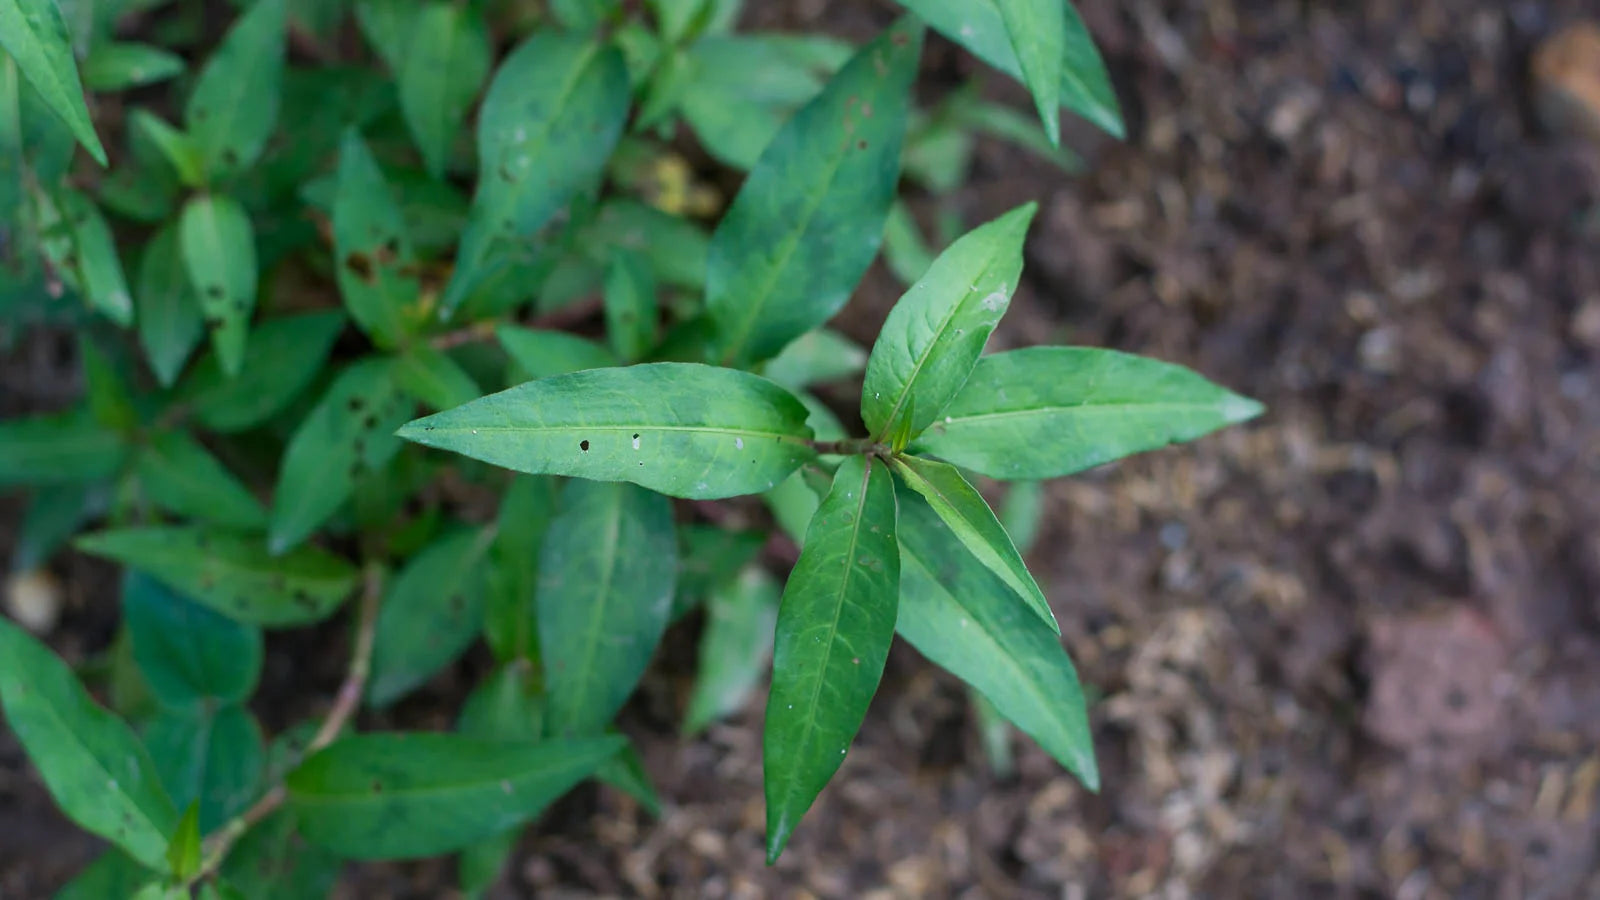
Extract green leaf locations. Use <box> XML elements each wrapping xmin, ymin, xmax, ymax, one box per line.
<box><xmin>123</xmin><ymin>571</ymin><xmax>263</xmax><ymax>708</ymax></box>
<box><xmin>180</xmin><ymin>310</ymin><xmax>345</xmax><ymax>433</ymax></box>
<box><xmin>83</xmin><ymin>42</ymin><xmax>184</xmax><ymax>91</ymax></box>
<box><xmin>862</xmin><ymin>203</ymin><xmax>1034</xmax><ymax>441</ymax></box>
<box><xmin>762</xmin><ymin>329</ymin><xmax>867</xmax><ymax>392</ymax></box>
<box><xmin>894</xmin><ymin>0</ymin><xmax>1122</xmax><ymax>139</ymax></box>
<box><xmin>957</xmin><ymin>95</ymin><xmax>1082</xmax><ymax>172</ymax></box>
<box><xmin>0</xmin><ymin>408</ymin><xmax>126</xmax><ymax>487</ymax></box>
<box><xmin>129</xmin><ymin>881</ymin><xmax>185</xmax><ymax>900</ymax></box>
<box><xmin>889</xmin><ymin>454</ymin><xmax>1055</xmax><ymax>632</ymax></box>
<box><xmin>398</xmin><ymin>2</ymin><xmax>489</xmax><ymax>178</ymax></box>
<box><xmin>179</xmin><ymin>194</ymin><xmax>257</xmax><ymax>376</ymax></box>
<box><xmin>454</xmin><ymin>664</ymin><xmax>542</xmax><ymax>897</ymax></box>
<box><xmin>36</xmin><ymin>187</ymin><xmax>133</xmax><ymax>325</ymax></box>
<box><xmin>763</xmin><ymin>455</ymin><xmax>898</xmax><ymax>862</ymax></box>
<box><xmin>136</xmin><ymin>224</ymin><xmax>204</xmax><ymax>387</ymax></box>
<box><xmin>444</xmin><ymin>34</ymin><xmax>630</xmax><ymax>311</ymax></box>
<box><xmin>0</xmin><ymin>0</ymin><xmax>106</xmax><ymax>164</ymax></box>
<box><xmin>398</xmin><ymin>363</ymin><xmax>816</xmax><ymax>500</ymax></box>
<box><xmin>54</xmin><ymin>851</ymin><xmax>152</xmax><ymax>900</ymax></box>
<box><xmin>587</xmin><ymin>198</ymin><xmax>708</xmax><ymax>291</ymax></box>
<box><xmin>76</xmin><ymin>526</ymin><xmax>358</xmax><ymax>627</ymax></box>
<box><xmin>994</xmin><ymin>0</ymin><xmax>1063</xmax><ymax>145</ymax></box>
<box><xmin>684</xmin><ymin>565</ymin><xmax>778</xmax><ymax>733</ymax></box>
<box><xmin>394</xmin><ymin>344</ymin><xmax>481</xmax><ymax>411</ymax></box>
<box><xmin>354</xmin><ymin>0</ymin><xmax>409</xmax><ymax>70</ymax></box>
<box><xmin>332</xmin><ymin>129</ymin><xmax>419</xmax><ymax>348</ymax></box>
<box><xmin>602</xmin><ymin>248</ymin><xmax>657</xmax><ymax>362</ymax></box>
<box><xmin>496</xmin><ymin>324</ymin><xmax>617</xmax><ymax>382</ymax></box>
<box><xmin>11</xmin><ymin>482</ymin><xmax>99</xmax><ymax>572</ymax></box>
<box><xmin>135</xmin><ymin>431</ymin><xmax>268</xmax><ymax>529</ymax></box>
<box><xmin>895</xmin><ymin>491</ymin><xmax>1097</xmax><ymax>786</ymax></box>
<box><xmin>0</xmin><ymin>617</ymin><xmax>178</xmax><ymax>869</ymax></box>
<box><xmin>998</xmin><ymin>480</ymin><xmax>1045</xmax><ymax>554</ymax></box>
<box><xmin>673</xmin><ymin>524</ymin><xmax>765</xmax><ymax>621</ymax></box>
<box><xmin>286</xmin><ymin>733</ymin><xmax>625</xmax><ymax>859</ymax></box>
<box><xmin>705</xmin><ymin>19</ymin><xmax>922</xmax><ymax>365</ymax></box>
<box><xmin>538</xmin><ymin>479</ymin><xmax>676</xmax><ymax>735</ymax></box>
<box><xmin>909</xmin><ymin>347</ymin><xmax>1264</xmax><ymax>480</ymax></box>
<box><xmin>219</xmin><ymin>809</ymin><xmax>341</xmax><ymax>900</ymax></box>
<box><xmin>368</xmin><ymin>528</ymin><xmax>493</xmax><ymax>706</ymax></box>
<box><xmin>165</xmin><ymin>804</ymin><xmax>201</xmax><ymax>880</ymax></box>
<box><xmin>483</xmin><ymin>476</ymin><xmax>558</xmax><ymax>663</ymax></box>
<box><xmin>596</xmin><ymin>740</ymin><xmax>660</xmax><ymax>815</ymax></box>
<box><xmin>970</xmin><ymin>689</ymin><xmax>1014</xmax><ymax>777</ymax></box>
<box><xmin>269</xmin><ymin>357</ymin><xmax>412</xmax><ymax>553</ymax></box>
<box><xmin>128</xmin><ymin>109</ymin><xmax>204</xmax><ymax>188</ymax></box>
<box><xmin>144</xmin><ymin>704</ymin><xmax>265</xmax><ymax>832</ymax></box>
<box><xmin>184</xmin><ymin>0</ymin><xmax>286</xmax><ymax>179</ymax></box>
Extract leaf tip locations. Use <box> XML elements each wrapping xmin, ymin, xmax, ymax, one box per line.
<box><xmin>1220</xmin><ymin>392</ymin><xmax>1266</xmax><ymax>425</ymax></box>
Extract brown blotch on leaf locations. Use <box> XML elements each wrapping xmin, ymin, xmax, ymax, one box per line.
<box><xmin>580</xmin><ymin>439</ymin><xmax>590</xmax><ymax>451</ymax></box>
<box><xmin>344</xmin><ymin>252</ymin><xmax>376</xmax><ymax>284</ymax></box>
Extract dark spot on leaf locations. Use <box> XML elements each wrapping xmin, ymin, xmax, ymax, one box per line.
<box><xmin>891</xmin><ymin>31</ymin><xmax>910</xmax><ymax>46</ymax></box>
<box><xmin>449</xmin><ymin>594</ymin><xmax>465</xmax><ymax>613</ymax></box>
<box><xmin>377</xmin><ymin>238</ymin><xmax>400</xmax><ymax>264</ymax></box>
<box><xmin>205</xmin><ymin>316</ymin><xmax>225</xmax><ymax>330</ymax></box>
<box><xmin>856</xmin><ymin>139</ymin><xmax>868</xmax><ymax>150</ymax></box>
<box><xmin>348</xmin><ymin>397</ymin><xmax>366</xmax><ymax>411</ymax></box>
<box><xmin>632</xmin><ymin>434</ymin><xmax>640</xmax><ymax>440</ymax></box>
<box><xmin>370</xmin><ymin>780</ymin><xmax>383</xmax><ymax>793</ymax></box>
<box><xmin>222</xmin><ymin>149</ymin><xmax>239</xmax><ymax>166</ymax></box>
<box><xmin>344</xmin><ymin>252</ymin><xmax>376</xmax><ymax>284</ymax></box>
<box><xmin>206</xmin><ymin>285</ymin><xmax>224</xmax><ymax>299</ymax></box>
<box><xmin>292</xmin><ymin>590</ymin><xmax>316</xmax><ymax>610</ymax></box>
<box><xmin>363</xmin><ymin>413</ymin><xmax>378</xmax><ymax>429</ymax></box>
<box><xmin>580</xmin><ymin>440</ymin><xmax>589</xmax><ymax>451</ymax></box>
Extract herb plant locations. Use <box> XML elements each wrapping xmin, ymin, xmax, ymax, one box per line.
<box><xmin>0</xmin><ymin>0</ymin><xmax>1262</xmax><ymax>894</ymax></box>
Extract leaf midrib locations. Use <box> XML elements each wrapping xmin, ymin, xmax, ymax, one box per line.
<box><xmin>420</xmin><ymin>423</ymin><xmax>813</xmax><ymax>446</ymax></box>
<box><xmin>564</xmin><ymin>486</ymin><xmax>625</xmax><ymax>729</ymax></box>
<box><xmin>290</xmin><ymin>759</ymin><xmax>600</xmax><ymax>807</ymax></box>
<box><xmin>935</xmin><ymin>399</ymin><xmax>1238</xmax><ymax>427</ymax></box>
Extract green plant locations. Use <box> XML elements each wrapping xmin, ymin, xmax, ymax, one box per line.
<box><xmin>0</xmin><ymin>0</ymin><xmax>1262</xmax><ymax>894</ymax></box>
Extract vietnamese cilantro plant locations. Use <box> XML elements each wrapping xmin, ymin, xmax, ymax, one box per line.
<box><xmin>0</xmin><ymin>0</ymin><xmax>1262</xmax><ymax>894</ymax></box>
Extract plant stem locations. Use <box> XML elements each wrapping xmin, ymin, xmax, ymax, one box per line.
<box><xmin>808</xmin><ymin>438</ymin><xmax>883</xmax><ymax>456</ymax></box>
<box><xmin>427</xmin><ymin>297</ymin><xmax>605</xmax><ymax>350</ymax></box>
<box><xmin>190</xmin><ymin>563</ymin><xmax>385</xmax><ymax>885</ymax></box>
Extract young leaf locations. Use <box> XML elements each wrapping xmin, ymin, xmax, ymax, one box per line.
<box><xmin>135</xmin><ymin>431</ymin><xmax>268</xmax><ymax>529</ymax></box>
<box><xmin>83</xmin><ymin>42</ymin><xmax>185</xmax><ymax>91</ymax></box>
<box><xmin>136</xmin><ymin>224</ymin><xmax>204</xmax><ymax>387</ymax></box>
<box><xmin>332</xmin><ymin>129</ymin><xmax>419</xmax><ymax>348</ymax></box>
<box><xmin>684</xmin><ymin>565</ymin><xmax>779</xmax><ymax>733</ymax></box>
<box><xmin>286</xmin><ymin>733</ymin><xmax>625</xmax><ymax>859</ymax></box>
<box><xmin>394</xmin><ymin>344</ymin><xmax>481</xmax><ymax>411</ymax></box>
<box><xmin>762</xmin><ymin>329</ymin><xmax>868</xmax><ymax>392</ymax></box>
<box><xmin>397</xmin><ymin>363</ymin><xmax>817</xmax><ymax>500</ymax></box>
<box><xmin>0</xmin><ymin>0</ymin><xmax>107</xmax><ymax>164</ymax></box>
<box><xmin>895</xmin><ymin>491</ymin><xmax>1096</xmax><ymax>786</ymax></box>
<box><xmin>483</xmin><ymin>475</ymin><xmax>558</xmax><ymax>663</ymax></box>
<box><xmin>861</xmin><ymin>203</ymin><xmax>1034</xmax><ymax>441</ymax></box>
<box><xmin>180</xmin><ymin>310</ymin><xmax>345</xmax><ymax>433</ymax></box>
<box><xmin>398</xmin><ymin>2</ymin><xmax>490</xmax><ymax>178</ymax></box>
<box><xmin>123</xmin><ymin>571</ymin><xmax>263</xmax><ymax>709</ymax></box>
<box><xmin>165</xmin><ymin>804</ymin><xmax>201</xmax><ymax>881</ymax></box>
<box><xmin>602</xmin><ymin>248</ymin><xmax>657</xmax><ymax>362</ymax></box>
<box><xmin>444</xmin><ymin>34</ymin><xmax>629</xmax><ymax>311</ymax></box>
<box><xmin>368</xmin><ymin>528</ymin><xmax>493</xmax><ymax>707</ymax></box>
<box><xmin>184</xmin><ymin>0</ymin><xmax>286</xmax><ymax>179</ymax></box>
<box><xmin>41</xmin><ymin>188</ymin><xmax>134</xmax><ymax>325</ymax></box>
<box><xmin>496</xmin><ymin>324</ymin><xmax>617</xmax><ymax>382</ymax></box>
<box><xmin>144</xmin><ymin>704</ymin><xmax>265</xmax><ymax>832</ymax></box>
<box><xmin>764</xmin><ymin>455</ymin><xmax>899</xmax><ymax>862</ymax></box>
<box><xmin>705</xmin><ymin>18</ymin><xmax>922</xmax><ymax>365</ymax></box>
<box><xmin>269</xmin><ymin>357</ymin><xmax>412</xmax><ymax>553</ymax></box>
<box><xmin>76</xmin><ymin>527</ymin><xmax>359</xmax><ymax>627</ymax></box>
<box><xmin>539</xmin><ymin>479</ymin><xmax>676</xmax><ymax>735</ymax></box>
<box><xmin>0</xmin><ymin>618</ymin><xmax>178</xmax><ymax>869</ymax></box>
<box><xmin>179</xmin><ymin>194</ymin><xmax>257</xmax><ymax>376</ymax></box>
<box><xmin>888</xmin><ymin>454</ymin><xmax>1056</xmax><ymax>632</ymax></box>
<box><xmin>893</xmin><ymin>0</ymin><xmax>1123</xmax><ymax>139</ymax></box>
<box><xmin>129</xmin><ymin>109</ymin><xmax>204</xmax><ymax>188</ymax></box>
<box><xmin>994</xmin><ymin>0</ymin><xmax>1064</xmax><ymax>146</ymax></box>
<box><xmin>909</xmin><ymin>347</ymin><xmax>1264</xmax><ymax>480</ymax></box>
<box><xmin>0</xmin><ymin>408</ymin><xmax>127</xmax><ymax>487</ymax></box>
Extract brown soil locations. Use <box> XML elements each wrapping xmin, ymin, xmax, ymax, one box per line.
<box><xmin>5</xmin><ymin>1</ymin><xmax>1600</xmax><ymax>898</ymax></box>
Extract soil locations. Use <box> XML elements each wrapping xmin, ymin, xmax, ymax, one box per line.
<box><xmin>5</xmin><ymin>1</ymin><xmax>1600</xmax><ymax>898</ymax></box>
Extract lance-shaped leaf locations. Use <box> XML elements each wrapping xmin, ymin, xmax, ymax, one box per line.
<box><xmin>0</xmin><ymin>0</ymin><xmax>106</xmax><ymax>163</ymax></box>
<box><xmin>286</xmin><ymin>732</ymin><xmax>624</xmax><ymax>859</ymax></box>
<box><xmin>180</xmin><ymin>310</ymin><xmax>345</xmax><ymax>433</ymax></box>
<box><xmin>179</xmin><ymin>194</ymin><xmax>257</xmax><ymax>376</ymax></box>
<box><xmin>393</xmin><ymin>344</ymin><xmax>480</xmax><ymax>411</ymax></box>
<box><xmin>333</xmin><ymin>129</ymin><xmax>419</xmax><ymax>348</ymax></box>
<box><xmin>910</xmin><ymin>347</ymin><xmax>1264</xmax><ymax>480</ymax></box>
<box><xmin>764</xmin><ymin>456</ymin><xmax>898</xmax><ymax>862</ymax></box>
<box><xmin>861</xmin><ymin>203</ymin><xmax>1034</xmax><ymax>441</ymax></box>
<box><xmin>763</xmin><ymin>329</ymin><xmax>867</xmax><ymax>392</ymax></box>
<box><xmin>483</xmin><ymin>475</ymin><xmax>558</xmax><ymax>663</ymax></box>
<box><xmin>184</xmin><ymin>0</ymin><xmax>286</xmax><ymax>179</ymax></box>
<box><xmin>497</xmin><ymin>325</ymin><xmax>617</xmax><ymax>383</ymax></box>
<box><xmin>368</xmin><ymin>528</ymin><xmax>494</xmax><ymax>707</ymax></box>
<box><xmin>397</xmin><ymin>363</ymin><xmax>816</xmax><ymax>500</ymax></box>
<box><xmin>894</xmin><ymin>0</ymin><xmax>1122</xmax><ymax>139</ymax></box>
<box><xmin>399</xmin><ymin>2</ymin><xmax>489</xmax><ymax>178</ymax></box>
<box><xmin>137</xmin><ymin>224</ymin><xmax>204</xmax><ymax>387</ymax></box>
<box><xmin>82</xmin><ymin>42</ymin><xmax>185</xmax><ymax>92</ymax></box>
<box><xmin>706</xmin><ymin>19</ymin><xmax>922</xmax><ymax>366</ymax></box>
<box><xmin>454</xmin><ymin>664</ymin><xmax>542</xmax><ymax>896</ymax></box>
<box><xmin>895</xmin><ymin>492</ymin><xmax>1097</xmax><ymax>787</ymax></box>
<box><xmin>889</xmin><ymin>454</ymin><xmax>1055</xmax><ymax>633</ymax></box>
<box><xmin>0</xmin><ymin>618</ymin><xmax>178</xmax><ymax>869</ymax></box>
<box><xmin>37</xmin><ymin>187</ymin><xmax>133</xmax><ymax>325</ymax></box>
<box><xmin>673</xmin><ymin>524</ymin><xmax>765</xmax><ymax>621</ymax></box>
<box><xmin>54</xmin><ymin>851</ymin><xmax>151</xmax><ymax>900</ymax></box>
<box><xmin>76</xmin><ymin>527</ymin><xmax>358</xmax><ymax>628</ymax></box>
<box><xmin>269</xmin><ymin>357</ymin><xmax>413</xmax><ymax>553</ymax></box>
<box><xmin>136</xmin><ymin>431</ymin><xmax>267</xmax><ymax>529</ymax></box>
<box><xmin>602</xmin><ymin>248</ymin><xmax>657</xmax><ymax>362</ymax></box>
<box><xmin>144</xmin><ymin>704</ymin><xmax>265</xmax><ymax>832</ymax></box>
<box><xmin>443</xmin><ymin>34</ymin><xmax>629</xmax><ymax>311</ymax></box>
<box><xmin>685</xmin><ymin>565</ymin><xmax>779</xmax><ymax>734</ymax></box>
<box><xmin>538</xmin><ymin>480</ymin><xmax>676</xmax><ymax>735</ymax></box>
<box><xmin>994</xmin><ymin>0</ymin><xmax>1064</xmax><ymax>146</ymax></box>
<box><xmin>123</xmin><ymin>572</ymin><xmax>263</xmax><ymax>709</ymax></box>
<box><xmin>0</xmin><ymin>408</ymin><xmax>126</xmax><ymax>486</ymax></box>
<box><xmin>587</xmin><ymin>198</ymin><xmax>709</xmax><ymax>291</ymax></box>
